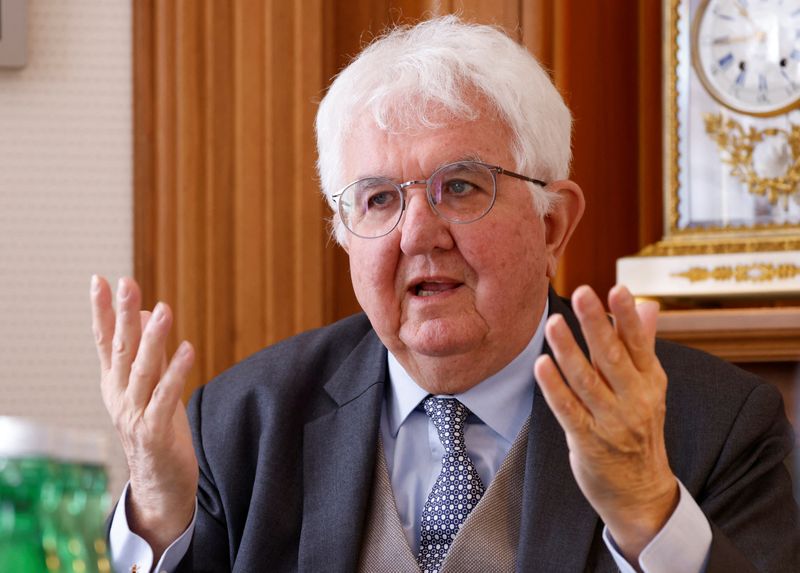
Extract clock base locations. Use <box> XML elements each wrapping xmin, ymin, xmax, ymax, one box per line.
<box><xmin>617</xmin><ymin>249</ymin><xmax>800</xmax><ymax>299</ymax></box>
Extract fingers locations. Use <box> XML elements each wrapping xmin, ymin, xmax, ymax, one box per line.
<box><xmin>128</xmin><ymin>302</ymin><xmax>173</xmax><ymax>408</ymax></box>
<box><xmin>145</xmin><ymin>341</ymin><xmax>195</xmax><ymax>425</ymax></box>
<box><xmin>635</xmin><ymin>301</ymin><xmax>660</xmax><ymax>342</ymax></box>
<box><xmin>90</xmin><ymin>275</ymin><xmax>115</xmax><ymax>374</ymax></box>
<box><xmin>534</xmin><ymin>353</ymin><xmax>589</xmax><ymax>435</ymax></box>
<box><xmin>140</xmin><ymin>310</ymin><xmax>169</xmax><ymax>375</ymax></box>
<box><xmin>544</xmin><ymin>313</ymin><xmax>615</xmax><ymax>416</ymax></box>
<box><xmin>572</xmin><ymin>285</ymin><xmax>639</xmax><ymax>393</ymax></box>
<box><xmin>607</xmin><ymin>285</ymin><xmax>659</xmax><ymax>372</ymax></box>
<box><xmin>108</xmin><ymin>277</ymin><xmax>144</xmax><ymax>393</ymax></box>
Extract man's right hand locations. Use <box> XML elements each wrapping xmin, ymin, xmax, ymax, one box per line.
<box><xmin>91</xmin><ymin>275</ymin><xmax>198</xmax><ymax>560</ymax></box>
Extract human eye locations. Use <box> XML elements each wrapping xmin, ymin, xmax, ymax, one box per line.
<box><xmin>353</xmin><ymin>181</ymin><xmax>398</xmax><ymax>213</ymax></box>
<box><xmin>444</xmin><ymin>179</ymin><xmax>478</xmax><ymax>197</ymax></box>
<box><xmin>366</xmin><ymin>189</ymin><xmax>397</xmax><ymax>209</ymax></box>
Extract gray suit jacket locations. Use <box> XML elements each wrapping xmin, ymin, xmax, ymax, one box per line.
<box><xmin>176</xmin><ymin>291</ymin><xmax>799</xmax><ymax>572</ymax></box>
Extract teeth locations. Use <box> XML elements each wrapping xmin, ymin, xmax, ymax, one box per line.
<box><xmin>418</xmin><ymin>289</ymin><xmax>437</xmax><ymax>297</ymax></box>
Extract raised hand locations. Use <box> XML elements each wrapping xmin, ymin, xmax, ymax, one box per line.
<box><xmin>91</xmin><ymin>275</ymin><xmax>198</xmax><ymax>559</ymax></box>
<box><xmin>534</xmin><ymin>285</ymin><xmax>678</xmax><ymax>564</ymax></box>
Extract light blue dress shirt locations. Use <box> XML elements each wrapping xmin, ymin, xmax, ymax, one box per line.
<box><xmin>380</xmin><ymin>302</ymin><xmax>712</xmax><ymax>573</ymax></box>
<box><xmin>110</xmin><ymin>302</ymin><xmax>712</xmax><ymax>573</ymax></box>
<box><xmin>381</xmin><ymin>304</ymin><xmax>543</xmax><ymax>552</ymax></box>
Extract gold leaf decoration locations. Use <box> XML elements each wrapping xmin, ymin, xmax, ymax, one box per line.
<box><xmin>672</xmin><ymin>263</ymin><xmax>800</xmax><ymax>283</ymax></box>
<box><xmin>704</xmin><ymin>113</ymin><xmax>800</xmax><ymax>205</ymax></box>
<box><xmin>638</xmin><ymin>236</ymin><xmax>800</xmax><ymax>256</ymax></box>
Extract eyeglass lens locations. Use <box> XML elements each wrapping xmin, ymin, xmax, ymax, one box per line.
<box><xmin>339</xmin><ymin>161</ymin><xmax>496</xmax><ymax>238</ymax></box>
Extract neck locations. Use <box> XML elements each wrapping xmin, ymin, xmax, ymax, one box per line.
<box><xmin>391</xmin><ymin>334</ymin><xmax>533</xmax><ymax>395</ymax></box>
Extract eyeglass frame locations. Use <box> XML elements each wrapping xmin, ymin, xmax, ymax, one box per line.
<box><xmin>331</xmin><ymin>160</ymin><xmax>548</xmax><ymax>239</ymax></box>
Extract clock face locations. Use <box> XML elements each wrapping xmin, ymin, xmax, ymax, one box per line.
<box><xmin>694</xmin><ymin>0</ymin><xmax>800</xmax><ymax>116</ymax></box>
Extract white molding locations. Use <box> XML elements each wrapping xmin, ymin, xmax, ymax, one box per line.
<box><xmin>617</xmin><ymin>250</ymin><xmax>800</xmax><ymax>298</ymax></box>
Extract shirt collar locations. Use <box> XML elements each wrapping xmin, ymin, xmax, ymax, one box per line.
<box><xmin>385</xmin><ymin>301</ymin><xmax>548</xmax><ymax>444</ymax></box>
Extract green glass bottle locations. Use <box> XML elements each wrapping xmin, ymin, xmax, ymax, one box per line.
<box><xmin>0</xmin><ymin>418</ymin><xmax>112</xmax><ymax>573</ymax></box>
<box><xmin>55</xmin><ymin>428</ymin><xmax>111</xmax><ymax>573</ymax></box>
<box><xmin>0</xmin><ymin>418</ymin><xmax>51</xmax><ymax>571</ymax></box>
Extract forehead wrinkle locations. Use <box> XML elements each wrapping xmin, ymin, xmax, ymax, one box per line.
<box><xmin>343</xmin><ymin>104</ymin><xmax>515</xmax><ymax>186</ymax></box>
<box><xmin>358</xmin><ymin>153</ymin><xmax>494</xmax><ymax>184</ymax></box>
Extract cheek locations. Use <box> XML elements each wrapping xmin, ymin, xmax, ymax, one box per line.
<box><xmin>348</xmin><ymin>241</ymin><xmax>401</xmax><ymax>312</ymax></box>
<box><xmin>465</xmin><ymin>218</ymin><xmax>547</xmax><ymax>299</ymax></box>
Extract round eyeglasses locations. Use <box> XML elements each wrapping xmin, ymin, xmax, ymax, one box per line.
<box><xmin>332</xmin><ymin>161</ymin><xmax>548</xmax><ymax>239</ymax></box>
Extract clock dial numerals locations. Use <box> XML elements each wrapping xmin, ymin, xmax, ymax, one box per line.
<box><xmin>695</xmin><ymin>0</ymin><xmax>800</xmax><ymax>115</ymax></box>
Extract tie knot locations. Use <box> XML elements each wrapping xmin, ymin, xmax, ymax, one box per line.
<box><xmin>423</xmin><ymin>397</ymin><xmax>469</xmax><ymax>454</ymax></box>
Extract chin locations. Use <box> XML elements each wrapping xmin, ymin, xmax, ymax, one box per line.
<box><xmin>398</xmin><ymin>317</ymin><xmax>486</xmax><ymax>358</ymax></box>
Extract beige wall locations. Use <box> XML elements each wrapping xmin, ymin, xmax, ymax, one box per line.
<box><xmin>0</xmin><ymin>0</ymin><xmax>130</xmax><ymax>495</ymax></box>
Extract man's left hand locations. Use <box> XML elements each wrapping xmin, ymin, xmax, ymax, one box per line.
<box><xmin>534</xmin><ymin>284</ymin><xmax>679</xmax><ymax>565</ymax></box>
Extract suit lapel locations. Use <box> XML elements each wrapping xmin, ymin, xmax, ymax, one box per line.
<box><xmin>516</xmin><ymin>289</ymin><xmax>601</xmax><ymax>570</ymax></box>
<box><xmin>299</xmin><ymin>330</ymin><xmax>387</xmax><ymax>573</ymax></box>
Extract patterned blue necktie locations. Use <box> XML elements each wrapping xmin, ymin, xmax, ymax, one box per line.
<box><xmin>417</xmin><ymin>397</ymin><xmax>486</xmax><ymax>573</ymax></box>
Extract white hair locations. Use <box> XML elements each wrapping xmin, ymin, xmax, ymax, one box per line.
<box><xmin>315</xmin><ymin>15</ymin><xmax>572</xmax><ymax>245</ymax></box>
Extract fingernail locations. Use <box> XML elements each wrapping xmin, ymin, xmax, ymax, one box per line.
<box><xmin>91</xmin><ymin>274</ymin><xmax>100</xmax><ymax>292</ymax></box>
<box><xmin>177</xmin><ymin>341</ymin><xmax>192</xmax><ymax>357</ymax></box>
<box><xmin>152</xmin><ymin>302</ymin><xmax>165</xmax><ymax>322</ymax></box>
<box><xmin>546</xmin><ymin>314</ymin><xmax>565</xmax><ymax>337</ymax></box>
<box><xmin>117</xmin><ymin>278</ymin><xmax>129</xmax><ymax>300</ymax></box>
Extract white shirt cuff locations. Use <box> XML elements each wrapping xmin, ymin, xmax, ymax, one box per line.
<box><xmin>602</xmin><ymin>480</ymin><xmax>712</xmax><ymax>573</ymax></box>
<box><xmin>109</xmin><ymin>482</ymin><xmax>197</xmax><ymax>573</ymax></box>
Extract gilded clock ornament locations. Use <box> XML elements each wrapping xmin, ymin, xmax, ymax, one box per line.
<box><xmin>693</xmin><ymin>0</ymin><xmax>800</xmax><ymax>117</ymax></box>
<box><xmin>671</xmin><ymin>262</ymin><xmax>800</xmax><ymax>283</ymax></box>
<box><xmin>615</xmin><ymin>0</ymin><xmax>800</xmax><ymax>299</ymax></box>
<box><xmin>703</xmin><ymin>112</ymin><xmax>800</xmax><ymax>205</ymax></box>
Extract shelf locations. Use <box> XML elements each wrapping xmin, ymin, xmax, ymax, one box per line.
<box><xmin>656</xmin><ymin>307</ymin><xmax>800</xmax><ymax>363</ymax></box>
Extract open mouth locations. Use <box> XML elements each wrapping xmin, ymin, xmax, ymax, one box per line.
<box><xmin>412</xmin><ymin>281</ymin><xmax>462</xmax><ymax>297</ymax></box>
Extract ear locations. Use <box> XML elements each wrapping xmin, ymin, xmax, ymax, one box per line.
<box><xmin>543</xmin><ymin>180</ymin><xmax>585</xmax><ymax>278</ymax></box>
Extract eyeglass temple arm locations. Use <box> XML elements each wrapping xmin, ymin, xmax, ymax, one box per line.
<box><xmin>495</xmin><ymin>167</ymin><xmax>547</xmax><ymax>188</ymax></box>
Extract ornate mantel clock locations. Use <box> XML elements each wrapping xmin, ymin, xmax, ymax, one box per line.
<box><xmin>617</xmin><ymin>0</ymin><xmax>800</xmax><ymax>298</ymax></box>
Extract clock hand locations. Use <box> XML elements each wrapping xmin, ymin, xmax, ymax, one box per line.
<box><xmin>733</xmin><ymin>0</ymin><xmax>767</xmax><ymax>36</ymax></box>
<box><xmin>734</xmin><ymin>0</ymin><xmax>753</xmax><ymax>22</ymax></box>
<box><xmin>712</xmin><ymin>31</ymin><xmax>766</xmax><ymax>45</ymax></box>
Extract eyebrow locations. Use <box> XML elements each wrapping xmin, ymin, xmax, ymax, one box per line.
<box><xmin>357</xmin><ymin>154</ymin><xmax>489</xmax><ymax>182</ymax></box>
<box><xmin>434</xmin><ymin>154</ymin><xmax>485</xmax><ymax>170</ymax></box>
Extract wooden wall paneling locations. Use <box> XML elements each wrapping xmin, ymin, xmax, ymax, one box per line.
<box><xmin>174</xmin><ymin>0</ymin><xmax>207</xmax><ymax>398</ymax></box>
<box><xmin>153</xmin><ymin>0</ymin><xmax>179</xmax><ymax>361</ymax></box>
<box><xmin>264</xmin><ymin>1</ymin><xmax>297</xmax><ymax>344</ymax></box>
<box><xmin>550</xmin><ymin>0</ymin><xmax>641</xmax><ymax>298</ymax></box>
<box><xmin>451</xmin><ymin>0</ymin><xmax>521</xmax><ymax>37</ymax></box>
<box><xmin>637</xmin><ymin>0</ymin><xmax>663</xmax><ymax>249</ymax></box>
<box><xmin>520</xmin><ymin>0</ymin><xmax>555</xmax><ymax>71</ymax></box>
<box><xmin>292</xmin><ymin>0</ymin><xmax>328</xmax><ymax>331</ymax></box>
<box><xmin>330</xmin><ymin>0</ymin><xmax>387</xmax><ymax>74</ymax></box>
<box><xmin>203</xmin><ymin>0</ymin><xmax>236</xmax><ymax>380</ymax></box>
<box><xmin>233</xmin><ymin>0</ymin><xmax>267</xmax><ymax>361</ymax></box>
<box><xmin>133</xmin><ymin>0</ymin><xmax>155</xmax><ymax>303</ymax></box>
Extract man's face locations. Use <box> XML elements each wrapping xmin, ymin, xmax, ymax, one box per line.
<box><xmin>341</xmin><ymin>104</ymin><xmax>575</xmax><ymax>393</ymax></box>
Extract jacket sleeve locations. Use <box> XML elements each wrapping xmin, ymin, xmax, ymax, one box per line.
<box><xmin>699</xmin><ymin>382</ymin><xmax>799</xmax><ymax>573</ymax></box>
<box><xmin>175</xmin><ymin>384</ymin><xmax>232</xmax><ymax>573</ymax></box>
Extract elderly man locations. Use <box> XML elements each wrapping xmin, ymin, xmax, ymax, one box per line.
<box><xmin>93</xmin><ymin>16</ymin><xmax>798</xmax><ymax>573</ymax></box>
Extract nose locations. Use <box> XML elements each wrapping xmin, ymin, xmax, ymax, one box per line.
<box><xmin>398</xmin><ymin>187</ymin><xmax>455</xmax><ymax>255</ymax></box>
